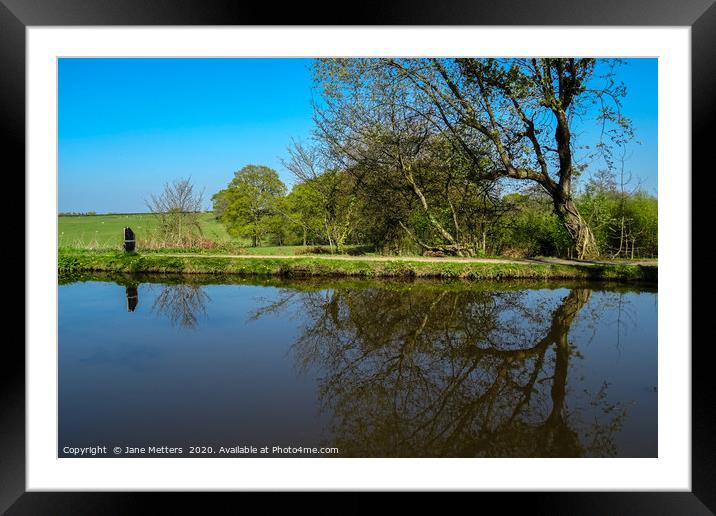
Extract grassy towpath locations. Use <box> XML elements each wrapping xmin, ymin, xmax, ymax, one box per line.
<box><xmin>58</xmin><ymin>249</ymin><xmax>658</xmax><ymax>282</ymax></box>
<box><xmin>158</xmin><ymin>252</ymin><xmax>657</xmax><ymax>267</ymax></box>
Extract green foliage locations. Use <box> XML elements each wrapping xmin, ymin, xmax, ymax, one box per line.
<box><xmin>491</xmin><ymin>192</ymin><xmax>571</xmax><ymax>257</ymax></box>
<box><xmin>578</xmin><ymin>175</ymin><xmax>658</xmax><ymax>258</ymax></box>
<box><xmin>213</xmin><ymin>165</ymin><xmax>287</xmax><ymax>246</ymax></box>
<box><xmin>206</xmin><ymin>161</ymin><xmax>656</xmax><ymax>259</ymax></box>
<box><xmin>306</xmin><ymin>169</ymin><xmax>358</xmax><ymax>252</ymax></box>
<box><xmin>282</xmin><ymin>182</ymin><xmax>325</xmax><ymax>245</ymax></box>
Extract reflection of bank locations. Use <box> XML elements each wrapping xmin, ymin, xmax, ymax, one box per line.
<box><xmin>126</xmin><ymin>286</ymin><xmax>138</xmax><ymax>312</ymax></box>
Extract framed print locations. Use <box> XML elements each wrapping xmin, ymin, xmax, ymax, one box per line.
<box><xmin>3</xmin><ymin>0</ymin><xmax>714</xmax><ymax>512</ymax></box>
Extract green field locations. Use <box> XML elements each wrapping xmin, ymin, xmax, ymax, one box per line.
<box><xmin>57</xmin><ymin>213</ymin><xmax>367</xmax><ymax>255</ymax></box>
<box><xmin>58</xmin><ymin>213</ymin><xmax>233</xmax><ymax>249</ymax></box>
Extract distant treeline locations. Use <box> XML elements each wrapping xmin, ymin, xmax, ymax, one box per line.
<box><xmin>59</xmin><ymin>211</ymin><xmax>98</xmax><ymax>216</ymax></box>
<box><xmin>59</xmin><ymin>211</ymin><xmax>210</xmax><ymax>217</ymax></box>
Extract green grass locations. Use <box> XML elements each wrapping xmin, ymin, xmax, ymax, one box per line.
<box><xmin>58</xmin><ymin>213</ymin><xmax>233</xmax><ymax>248</ymax></box>
<box><xmin>58</xmin><ymin>214</ymin><xmax>362</xmax><ymax>255</ymax></box>
<box><xmin>57</xmin><ymin>215</ymin><xmax>378</xmax><ymax>256</ymax></box>
<box><xmin>58</xmin><ymin>249</ymin><xmax>657</xmax><ymax>283</ymax></box>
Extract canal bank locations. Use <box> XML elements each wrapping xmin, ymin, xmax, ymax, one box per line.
<box><xmin>58</xmin><ymin>250</ymin><xmax>658</xmax><ymax>283</ymax></box>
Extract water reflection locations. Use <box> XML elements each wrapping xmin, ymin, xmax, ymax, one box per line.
<box><xmin>151</xmin><ymin>284</ymin><xmax>210</xmax><ymax>328</ymax></box>
<box><xmin>125</xmin><ymin>285</ymin><xmax>138</xmax><ymax>312</ymax></box>
<box><xmin>121</xmin><ymin>279</ymin><xmax>209</xmax><ymax>327</ymax></box>
<box><xmin>124</xmin><ymin>283</ymin><xmax>210</xmax><ymax>329</ymax></box>
<box><xmin>58</xmin><ymin>275</ymin><xmax>657</xmax><ymax>458</ymax></box>
<box><xmin>254</xmin><ymin>285</ymin><xmax>631</xmax><ymax>457</ymax></box>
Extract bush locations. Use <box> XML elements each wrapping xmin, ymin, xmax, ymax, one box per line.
<box><xmin>137</xmin><ymin>233</ymin><xmax>217</xmax><ymax>251</ymax></box>
<box><xmin>296</xmin><ymin>245</ymin><xmax>334</xmax><ymax>255</ymax></box>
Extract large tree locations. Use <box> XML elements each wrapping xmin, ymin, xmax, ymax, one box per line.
<box><xmin>212</xmin><ymin>165</ymin><xmax>286</xmax><ymax>247</ymax></box>
<box><xmin>312</xmin><ymin>58</ymin><xmax>633</xmax><ymax>259</ymax></box>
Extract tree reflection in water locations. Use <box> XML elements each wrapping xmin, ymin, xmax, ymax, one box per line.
<box><xmin>151</xmin><ymin>284</ymin><xmax>210</xmax><ymax>329</ymax></box>
<box><xmin>254</xmin><ymin>283</ymin><xmax>630</xmax><ymax>457</ymax></box>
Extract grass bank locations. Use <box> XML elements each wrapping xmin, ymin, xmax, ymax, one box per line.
<box><xmin>58</xmin><ymin>249</ymin><xmax>657</xmax><ymax>283</ymax></box>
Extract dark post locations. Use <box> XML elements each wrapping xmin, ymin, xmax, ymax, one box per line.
<box><xmin>123</xmin><ymin>227</ymin><xmax>135</xmax><ymax>252</ymax></box>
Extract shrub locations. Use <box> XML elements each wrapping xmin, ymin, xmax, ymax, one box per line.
<box><xmin>296</xmin><ymin>245</ymin><xmax>333</xmax><ymax>255</ymax></box>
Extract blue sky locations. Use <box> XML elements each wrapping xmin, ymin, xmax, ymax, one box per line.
<box><xmin>58</xmin><ymin>58</ymin><xmax>657</xmax><ymax>213</ymax></box>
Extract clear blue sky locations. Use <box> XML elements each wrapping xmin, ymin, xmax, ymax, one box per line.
<box><xmin>58</xmin><ymin>58</ymin><xmax>657</xmax><ymax>213</ymax></box>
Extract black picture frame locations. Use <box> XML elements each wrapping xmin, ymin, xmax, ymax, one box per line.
<box><xmin>3</xmin><ymin>0</ymin><xmax>712</xmax><ymax>513</ymax></box>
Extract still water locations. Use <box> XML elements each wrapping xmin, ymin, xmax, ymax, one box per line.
<box><xmin>58</xmin><ymin>275</ymin><xmax>657</xmax><ymax>458</ymax></box>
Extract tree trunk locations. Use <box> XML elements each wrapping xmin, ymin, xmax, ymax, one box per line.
<box><xmin>540</xmin><ymin>288</ymin><xmax>592</xmax><ymax>455</ymax></box>
<box><xmin>323</xmin><ymin>218</ymin><xmax>335</xmax><ymax>253</ymax></box>
<box><xmin>402</xmin><ymin>164</ymin><xmax>459</xmax><ymax>246</ymax></box>
<box><xmin>553</xmin><ymin>197</ymin><xmax>598</xmax><ymax>260</ymax></box>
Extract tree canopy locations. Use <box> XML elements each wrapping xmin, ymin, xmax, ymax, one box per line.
<box><xmin>308</xmin><ymin>58</ymin><xmax>635</xmax><ymax>258</ymax></box>
<box><xmin>212</xmin><ymin>165</ymin><xmax>287</xmax><ymax>247</ymax></box>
